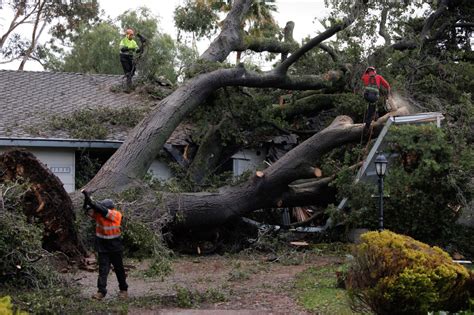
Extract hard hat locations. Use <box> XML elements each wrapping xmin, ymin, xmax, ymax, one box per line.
<box><xmin>365</xmin><ymin>66</ymin><xmax>376</xmax><ymax>73</ymax></box>
<box><xmin>126</xmin><ymin>29</ymin><xmax>134</xmax><ymax>36</ymax></box>
<box><xmin>100</xmin><ymin>199</ymin><xmax>116</xmax><ymax>209</ymax></box>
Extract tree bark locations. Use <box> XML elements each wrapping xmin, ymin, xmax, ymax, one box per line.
<box><xmin>18</xmin><ymin>0</ymin><xmax>47</xmax><ymax>70</ymax></box>
<box><xmin>164</xmin><ymin>108</ymin><xmax>407</xmax><ymax>230</ymax></box>
<box><xmin>85</xmin><ymin>1</ymin><xmax>365</xmax><ymax>193</ymax></box>
<box><xmin>187</xmin><ymin>114</ymin><xmax>233</xmax><ymax>184</ymax></box>
<box><xmin>270</xmin><ymin>93</ymin><xmax>344</xmax><ymax>118</ymax></box>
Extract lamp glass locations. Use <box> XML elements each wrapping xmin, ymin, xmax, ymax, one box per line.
<box><xmin>375</xmin><ymin>154</ymin><xmax>388</xmax><ymax>177</ymax></box>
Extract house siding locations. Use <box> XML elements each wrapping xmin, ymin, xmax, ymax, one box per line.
<box><xmin>0</xmin><ymin>147</ymin><xmax>76</xmax><ymax>193</ymax></box>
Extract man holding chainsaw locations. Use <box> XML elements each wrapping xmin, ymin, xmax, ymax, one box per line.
<box><xmin>361</xmin><ymin>66</ymin><xmax>391</xmax><ymax>129</ymax></box>
<box><xmin>119</xmin><ymin>28</ymin><xmax>146</xmax><ymax>89</ymax></box>
<box><xmin>82</xmin><ymin>190</ymin><xmax>128</xmax><ymax>300</ymax></box>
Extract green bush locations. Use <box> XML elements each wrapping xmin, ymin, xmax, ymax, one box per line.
<box><xmin>346</xmin><ymin>230</ymin><xmax>472</xmax><ymax>315</ymax></box>
<box><xmin>336</xmin><ymin>125</ymin><xmax>473</xmax><ymax>244</ymax></box>
<box><xmin>122</xmin><ymin>219</ymin><xmax>162</xmax><ymax>259</ymax></box>
<box><xmin>0</xmin><ymin>296</ymin><xmax>27</xmax><ymax>315</ymax></box>
<box><xmin>0</xmin><ymin>207</ymin><xmax>58</xmax><ymax>289</ymax></box>
<box><xmin>121</xmin><ymin>218</ymin><xmax>172</xmax><ymax>278</ymax></box>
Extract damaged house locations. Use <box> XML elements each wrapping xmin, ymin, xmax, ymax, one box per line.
<box><xmin>0</xmin><ymin>70</ymin><xmax>192</xmax><ymax>192</ymax></box>
<box><xmin>0</xmin><ymin>70</ymin><xmax>273</xmax><ymax>192</ymax></box>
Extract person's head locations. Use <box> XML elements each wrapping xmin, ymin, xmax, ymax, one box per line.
<box><xmin>125</xmin><ymin>28</ymin><xmax>134</xmax><ymax>40</ymax></box>
<box><xmin>365</xmin><ymin>66</ymin><xmax>376</xmax><ymax>75</ymax></box>
<box><xmin>100</xmin><ymin>199</ymin><xmax>116</xmax><ymax>210</ymax></box>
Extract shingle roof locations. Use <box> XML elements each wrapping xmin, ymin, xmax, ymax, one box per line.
<box><xmin>0</xmin><ymin>70</ymin><xmax>148</xmax><ymax>141</ymax></box>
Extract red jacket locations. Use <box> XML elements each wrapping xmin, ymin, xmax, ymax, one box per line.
<box><xmin>361</xmin><ymin>73</ymin><xmax>391</xmax><ymax>91</ymax></box>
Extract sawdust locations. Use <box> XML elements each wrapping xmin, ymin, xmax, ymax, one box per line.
<box><xmin>387</xmin><ymin>92</ymin><xmax>416</xmax><ymax>114</ymax></box>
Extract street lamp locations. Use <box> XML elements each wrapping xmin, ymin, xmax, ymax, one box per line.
<box><xmin>374</xmin><ymin>153</ymin><xmax>388</xmax><ymax>231</ymax></box>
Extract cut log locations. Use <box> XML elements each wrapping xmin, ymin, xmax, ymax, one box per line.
<box><xmin>314</xmin><ymin>168</ymin><xmax>323</xmax><ymax>177</ymax></box>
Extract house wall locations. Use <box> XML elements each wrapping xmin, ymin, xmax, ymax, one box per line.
<box><xmin>0</xmin><ymin>146</ymin><xmax>174</xmax><ymax>192</ymax></box>
<box><xmin>148</xmin><ymin>160</ymin><xmax>172</xmax><ymax>181</ymax></box>
<box><xmin>232</xmin><ymin>148</ymin><xmax>266</xmax><ymax>176</ymax></box>
<box><xmin>0</xmin><ymin>147</ymin><xmax>76</xmax><ymax>193</ymax></box>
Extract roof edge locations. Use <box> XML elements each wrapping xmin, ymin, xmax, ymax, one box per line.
<box><xmin>0</xmin><ymin>137</ymin><xmax>122</xmax><ymax>149</ymax></box>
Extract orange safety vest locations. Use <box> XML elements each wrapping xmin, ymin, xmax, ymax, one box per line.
<box><xmin>94</xmin><ymin>209</ymin><xmax>122</xmax><ymax>239</ymax></box>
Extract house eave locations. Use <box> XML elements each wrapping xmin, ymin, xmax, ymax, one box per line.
<box><xmin>0</xmin><ymin>137</ymin><xmax>123</xmax><ymax>149</ymax></box>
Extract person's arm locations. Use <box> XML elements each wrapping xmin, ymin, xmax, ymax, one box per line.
<box><xmin>119</xmin><ymin>38</ymin><xmax>130</xmax><ymax>53</ymax></box>
<box><xmin>82</xmin><ymin>190</ymin><xmax>108</xmax><ymax>218</ymax></box>
<box><xmin>89</xmin><ymin>201</ymin><xmax>109</xmax><ymax>218</ymax></box>
<box><xmin>379</xmin><ymin>75</ymin><xmax>391</xmax><ymax>93</ymax></box>
<box><xmin>130</xmin><ymin>40</ymin><xmax>139</xmax><ymax>53</ymax></box>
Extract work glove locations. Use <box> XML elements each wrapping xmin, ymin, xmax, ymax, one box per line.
<box><xmin>136</xmin><ymin>48</ymin><xmax>142</xmax><ymax>54</ymax></box>
<box><xmin>81</xmin><ymin>189</ymin><xmax>93</xmax><ymax>207</ymax></box>
<box><xmin>120</xmin><ymin>47</ymin><xmax>129</xmax><ymax>53</ymax></box>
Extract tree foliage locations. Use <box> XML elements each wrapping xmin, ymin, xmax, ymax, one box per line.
<box><xmin>0</xmin><ymin>0</ymin><xmax>99</xmax><ymax>68</ymax></box>
<box><xmin>334</xmin><ymin>125</ymin><xmax>473</xmax><ymax>244</ymax></box>
<box><xmin>43</xmin><ymin>7</ymin><xmax>189</xmax><ymax>83</ymax></box>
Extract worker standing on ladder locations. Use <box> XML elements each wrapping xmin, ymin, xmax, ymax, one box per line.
<box><xmin>361</xmin><ymin>66</ymin><xmax>391</xmax><ymax>129</ymax></box>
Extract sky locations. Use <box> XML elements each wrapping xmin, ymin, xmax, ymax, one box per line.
<box><xmin>0</xmin><ymin>0</ymin><xmax>330</xmax><ymax>71</ymax></box>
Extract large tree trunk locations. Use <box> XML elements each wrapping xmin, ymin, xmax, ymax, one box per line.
<box><xmin>85</xmin><ymin>0</ymin><xmax>364</xmax><ymax>193</ymax></box>
<box><xmin>164</xmin><ymin>108</ymin><xmax>408</xmax><ymax>230</ymax></box>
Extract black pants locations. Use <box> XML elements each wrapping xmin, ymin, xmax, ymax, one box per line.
<box><xmin>120</xmin><ymin>54</ymin><xmax>134</xmax><ymax>86</ymax></box>
<box><xmin>364</xmin><ymin>103</ymin><xmax>377</xmax><ymax>129</ymax></box>
<box><xmin>97</xmin><ymin>251</ymin><xmax>128</xmax><ymax>296</ymax></box>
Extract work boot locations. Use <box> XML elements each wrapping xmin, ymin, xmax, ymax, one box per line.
<box><xmin>92</xmin><ymin>292</ymin><xmax>105</xmax><ymax>300</ymax></box>
<box><xmin>118</xmin><ymin>290</ymin><xmax>128</xmax><ymax>300</ymax></box>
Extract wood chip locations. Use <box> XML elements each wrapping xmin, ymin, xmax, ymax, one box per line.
<box><xmin>290</xmin><ymin>241</ymin><xmax>309</xmax><ymax>247</ymax></box>
<box><xmin>314</xmin><ymin>168</ymin><xmax>322</xmax><ymax>177</ymax></box>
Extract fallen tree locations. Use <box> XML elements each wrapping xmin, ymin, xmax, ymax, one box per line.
<box><xmin>5</xmin><ymin>0</ymin><xmax>468</xmax><ymax>257</ymax></box>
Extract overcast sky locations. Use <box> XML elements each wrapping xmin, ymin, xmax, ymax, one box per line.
<box><xmin>0</xmin><ymin>0</ymin><xmax>330</xmax><ymax>71</ymax></box>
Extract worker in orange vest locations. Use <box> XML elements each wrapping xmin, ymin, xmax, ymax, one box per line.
<box><xmin>82</xmin><ymin>190</ymin><xmax>128</xmax><ymax>300</ymax></box>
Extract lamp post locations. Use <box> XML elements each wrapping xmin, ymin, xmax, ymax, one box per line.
<box><xmin>374</xmin><ymin>153</ymin><xmax>388</xmax><ymax>231</ymax></box>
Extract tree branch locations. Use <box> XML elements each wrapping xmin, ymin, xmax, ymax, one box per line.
<box><xmin>276</xmin><ymin>1</ymin><xmax>365</xmax><ymax>74</ymax></box>
<box><xmin>379</xmin><ymin>7</ymin><xmax>391</xmax><ymax>46</ymax></box>
<box><xmin>235</xmin><ymin>36</ymin><xmax>298</xmax><ymax>54</ymax></box>
<box><xmin>200</xmin><ymin>0</ymin><xmax>253</xmax><ymax>62</ymax></box>
<box><xmin>18</xmin><ymin>0</ymin><xmax>46</xmax><ymax>70</ymax></box>
<box><xmin>165</xmin><ymin>108</ymin><xmax>412</xmax><ymax>229</ymax></box>
<box><xmin>0</xmin><ymin>1</ymin><xmax>40</xmax><ymax>49</ymax></box>
<box><xmin>319</xmin><ymin>43</ymin><xmax>339</xmax><ymax>63</ymax></box>
<box><xmin>420</xmin><ymin>0</ymin><xmax>449</xmax><ymax>41</ymax></box>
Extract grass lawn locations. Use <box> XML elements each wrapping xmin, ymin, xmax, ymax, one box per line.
<box><xmin>294</xmin><ymin>264</ymin><xmax>355</xmax><ymax>314</ymax></box>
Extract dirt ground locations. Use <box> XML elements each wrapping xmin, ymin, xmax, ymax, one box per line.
<box><xmin>71</xmin><ymin>252</ymin><xmax>343</xmax><ymax>314</ymax></box>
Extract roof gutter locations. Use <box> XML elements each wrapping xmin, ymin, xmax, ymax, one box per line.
<box><xmin>0</xmin><ymin>137</ymin><xmax>123</xmax><ymax>149</ymax></box>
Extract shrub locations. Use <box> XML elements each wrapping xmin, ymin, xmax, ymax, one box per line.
<box><xmin>346</xmin><ymin>230</ymin><xmax>472</xmax><ymax>315</ymax></box>
<box><xmin>0</xmin><ymin>182</ymin><xmax>59</xmax><ymax>289</ymax></box>
<box><xmin>0</xmin><ymin>296</ymin><xmax>27</xmax><ymax>315</ymax></box>
<box><xmin>121</xmin><ymin>218</ymin><xmax>172</xmax><ymax>278</ymax></box>
<box><xmin>335</xmin><ymin>125</ymin><xmax>473</xmax><ymax>245</ymax></box>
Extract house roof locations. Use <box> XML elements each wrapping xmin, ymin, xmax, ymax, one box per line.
<box><xmin>0</xmin><ymin>70</ymin><xmax>192</xmax><ymax>145</ymax></box>
<box><xmin>0</xmin><ymin>70</ymin><xmax>146</xmax><ymax>140</ymax></box>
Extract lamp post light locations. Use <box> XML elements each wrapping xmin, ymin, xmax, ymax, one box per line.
<box><xmin>374</xmin><ymin>153</ymin><xmax>388</xmax><ymax>231</ymax></box>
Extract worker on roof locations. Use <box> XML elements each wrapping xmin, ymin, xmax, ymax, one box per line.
<box><xmin>361</xmin><ymin>66</ymin><xmax>391</xmax><ymax>129</ymax></box>
<box><xmin>82</xmin><ymin>190</ymin><xmax>128</xmax><ymax>301</ymax></box>
<box><xmin>119</xmin><ymin>28</ymin><xmax>139</xmax><ymax>89</ymax></box>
